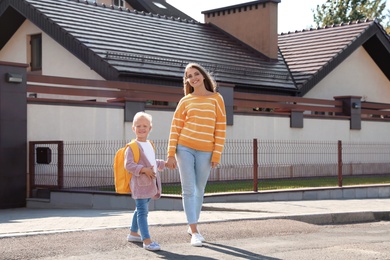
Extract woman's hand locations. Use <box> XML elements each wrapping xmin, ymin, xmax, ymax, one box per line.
<box><xmin>211</xmin><ymin>162</ymin><xmax>219</xmax><ymax>168</ymax></box>
<box><xmin>166</xmin><ymin>156</ymin><xmax>177</xmax><ymax>169</ymax></box>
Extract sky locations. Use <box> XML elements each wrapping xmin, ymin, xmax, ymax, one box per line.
<box><xmin>166</xmin><ymin>0</ymin><xmax>390</xmax><ymax>33</ymax></box>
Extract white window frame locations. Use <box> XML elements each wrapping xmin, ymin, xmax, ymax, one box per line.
<box><xmin>112</xmin><ymin>0</ymin><xmax>125</xmax><ymax>8</ymax></box>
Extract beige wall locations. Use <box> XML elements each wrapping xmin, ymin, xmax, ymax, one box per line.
<box><xmin>0</xmin><ymin>21</ymin><xmax>35</xmax><ymax>64</ymax></box>
<box><xmin>27</xmin><ymin>104</ymin><xmax>390</xmax><ymax>144</ymax></box>
<box><xmin>305</xmin><ymin>47</ymin><xmax>390</xmax><ymax>103</ymax></box>
<box><xmin>0</xmin><ymin>20</ymin><xmax>104</xmax><ymax>80</ymax></box>
<box><xmin>27</xmin><ymin>104</ymin><xmax>125</xmax><ymax>141</ymax></box>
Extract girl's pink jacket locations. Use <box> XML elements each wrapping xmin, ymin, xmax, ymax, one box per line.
<box><xmin>124</xmin><ymin>142</ymin><xmax>165</xmax><ymax>200</ymax></box>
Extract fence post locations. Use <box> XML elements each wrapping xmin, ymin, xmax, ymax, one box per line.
<box><xmin>58</xmin><ymin>141</ymin><xmax>64</xmax><ymax>189</ymax></box>
<box><xmin>28</xmin><ymin>142</ymin><xmax>35</xmax><ymax>198</ymax></box>
<box><xmin>253</xmin><ymin>138</ymin><xmax>258</xmax><ymax>192</ymax></box>
<box><xmin>338</xmin><ymin>140</ymin><xmax>343</xmax><ymax>187</ymax></box>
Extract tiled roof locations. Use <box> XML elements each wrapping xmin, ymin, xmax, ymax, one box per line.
<box><xmin>0</xmin><ymin>0</ymin><xmax>297</xmax><ymax>94</ymax></box>
<box><xmin>279</xmin><ymin>20</ymin><xmax>390</xmax><ymax>96</ymax></box>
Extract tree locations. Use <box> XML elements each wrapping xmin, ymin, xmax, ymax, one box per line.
<box><xmin>313</xmin><ymin>0</ymin><xmax>387</xmax><ymax>27</ymax></box>
<box><xmin>385</xmin><ymin>9</ymin><xmax>390</xmax><ymax>34</ymax></box>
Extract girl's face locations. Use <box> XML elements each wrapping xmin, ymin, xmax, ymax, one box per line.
<box><xmin>186</xmin><ymin>67</ymin><xmax>204</xmax><ymax>88</ymax></box>
<box><xmin>132</xmin><ymin>116</ymin><xmax>151</xmax><ymax>141</ymax></box>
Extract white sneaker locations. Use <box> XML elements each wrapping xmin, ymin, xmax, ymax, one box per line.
<box><xmin>127</xmin><ymin>234</ymin><xmax>142</xmax><ymax>243</ymax></box>
<box><xmin>191</xmin><ymin>233</ymin><xmax>203</xmax><ymax>247</ymax></box>
<box><xmin>187</xmin><ymin>227</ymin><xmax>205</xmax><ymax>242</ymax></box>
<box><xmin>143</xmin><ymin>241</ymin><xmax>161</xmax><ymax>251</ymax></box>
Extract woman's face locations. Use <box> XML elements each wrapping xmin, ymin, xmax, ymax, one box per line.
<box><xmin>186</xmin><ymin>67</ymin><xmax>204</xmax><ymax>88</ymax></box>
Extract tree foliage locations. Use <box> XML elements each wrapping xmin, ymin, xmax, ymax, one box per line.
<box><xmin>313</xmin><ymin>0</ymin><xmax>387</xmax><ymax>27</ymax></box>
<box><xmin>385</xmin><ymin>9</ymin><xmax>390</xmax><ymax>34</ymax></box>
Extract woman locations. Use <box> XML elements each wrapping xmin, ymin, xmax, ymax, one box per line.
<box><xmin>166</xmin><ymin>63</ymin><xmax>226</xmax><ymax>247</ymax></box>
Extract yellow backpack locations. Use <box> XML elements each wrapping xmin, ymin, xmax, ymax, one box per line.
<box><xmin>113</xmin><ymin>140</ymin><xmax>155</xmax><ymax>194</ymax></box>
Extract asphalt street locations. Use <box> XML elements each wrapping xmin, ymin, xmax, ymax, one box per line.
<box><xmin>1</xmin><ymin>198</ymin><xmax>390</xmax><ymax>259</ymax></box>
<box><xmin>1</xmin><ymin>219</ymin><xmax>390</xmax><ymax>259</ymax></box>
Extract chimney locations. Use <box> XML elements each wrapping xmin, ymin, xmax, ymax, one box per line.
<box><xmin>202</xmin><ymin>0</ymin><xmax>280</xmax><ymax>61</ymax></box>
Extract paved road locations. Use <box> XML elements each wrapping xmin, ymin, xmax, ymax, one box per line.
<box><xmin>1</xmin><ymin>198</ymin><xmax>390</xmax><ymax>259</ymax></box>
<box><xmin>1</xmin><ymin>219</ymin><xmax>390</xmax><ymax>259</ymax></box>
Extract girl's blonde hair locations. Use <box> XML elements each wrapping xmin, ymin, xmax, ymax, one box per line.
<box><xmin>132</xmin><ymin>111</ymin><xmax>152</xmax><ymax>127</ymax></box>
<box><xmin>183</xmin><ymin>63</ymin><xmax>217</xmax><ymax>96</ymax></box>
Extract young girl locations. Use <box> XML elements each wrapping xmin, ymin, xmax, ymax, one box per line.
<box><xmin>125</xmin><ymin>112</ymin><xmax>165</xmax><ymax>251</ymax></box>
<box><xmin>166</xmin><ymin>63</ymin><xmax>227</xmax><ymax>246</ymax></box>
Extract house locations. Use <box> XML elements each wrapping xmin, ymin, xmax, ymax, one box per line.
<box><xmin>201</xmin><ymin>2</ymin><xmax>390</xmax><ymax>102</ymax></box>
<box><xmin>0</xmin><ymin>0</ymin><xmax>297</xmax><ymax>97</ymax></box>
<box><xmin>1</xmin><ymin>0</ymin><xmax>389</xmax><ymax>100</ymax></box>
<box><xmin>1</xmin><ymin>0</ymin><xmax>390</xmax><ymax>209</ymax></box>
<box><xmin>278</xmin><ymin>20</ymin><xmax>390</xmax><ymax>102</ymax></box>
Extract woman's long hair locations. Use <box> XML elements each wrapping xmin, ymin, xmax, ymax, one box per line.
<box><xmin>183</xmin><ymin>63</ymin><xmax>217</xmax><ymax>96</ymax></box>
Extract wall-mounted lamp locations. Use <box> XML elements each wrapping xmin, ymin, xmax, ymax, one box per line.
<box><xmin>5</xmin><ymin>73</ymin><xmax>23</xmax><ymax>83</ymax></box>
<box><xmin>352</xmin><ymin>102</ymin><xmax>360</xmax><ymax>109</ymax></box>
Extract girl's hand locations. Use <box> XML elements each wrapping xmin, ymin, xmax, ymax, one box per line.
<box><xmin>142</xmin><ymin>166</ymin><xmax>156</xmax><ymax>179</ymax></box>
<box><xmin>166</xmin><ymin>157</ymin><xmax>177</xmax><ymax>169</ymax></box>
<box><xmin>211</xmin><ymin>162</ymin><xmax>219</xmax><ymax>168</ymax></box>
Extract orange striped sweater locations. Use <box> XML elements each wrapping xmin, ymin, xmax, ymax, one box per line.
<box><xmin>167</xmin><ymin>93</ymin><xmax>227</xmax><ymax>163</ymax></box>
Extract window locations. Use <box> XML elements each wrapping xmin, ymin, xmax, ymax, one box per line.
<box><xmin>113</xmin><ymin>0</ymin><xmax>125</xmax><ymax>7</ymax></box>
<box><xmin>153</xmin><ymin>2</ymin><xmax>167</xmax><ymax>9</ymax></box>
<box><xmin>30</xmin><ymin>34</ymin><xmax>42</xmax><ymax>71</ymax></box>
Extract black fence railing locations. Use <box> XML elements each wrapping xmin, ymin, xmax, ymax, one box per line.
<box><xmin>28</xmin><ymin>139</ymin><xmax>390</xmax><ymax>196</ymax></box>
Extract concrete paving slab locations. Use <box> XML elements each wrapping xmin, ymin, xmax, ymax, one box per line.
<box><xmin>1</xmin><ymin>198</ymin><xmax>390</xmax><ymax>238</ymax></box>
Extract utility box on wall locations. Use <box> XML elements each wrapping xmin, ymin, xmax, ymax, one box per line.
<box><xmin>0</xmin><ymin>61</ymin><xmax>28</xmax><ymax>209</ymax></box>
<box><xmin>36</xmin><ymin>147</ymin><xmax>52</xmax><ymax>164</ymax></box>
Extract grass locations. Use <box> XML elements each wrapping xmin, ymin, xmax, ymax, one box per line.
<box><xmin>161</xmin><ymin>175</ymin><xmax>390</xmax><ymax>195</ymax></box>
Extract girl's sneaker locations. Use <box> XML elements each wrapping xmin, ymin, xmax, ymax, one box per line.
<box><xmin>143</xmin><ymin>241</ymin><xmax>161</xmax><ymax>251</ymax></box>
<box><xmin>127</xmin><ymin>234</ymin><xmax>142</xmax><ymax>243</ymax></box>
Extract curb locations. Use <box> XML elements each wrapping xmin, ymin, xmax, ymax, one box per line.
<box><xmin>286</xmin><ymin>211</ymin><xmax>390</xmax><ymax>225</ymax></box>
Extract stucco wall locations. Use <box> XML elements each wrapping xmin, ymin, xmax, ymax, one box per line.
<box><xmin>28</xmin><ymin>104</ymin><xmax>124</xmax><ymax>141</ymax></box>
<box><xmin>27</xmin><ymin>104</ymin><xmax>390</xmax><ymax>143</ymax></box>
<box><xmin>304</xmin><ymin>47</ymin><xmax>390</xmax><ymax>103</ymax></box>
<box><xmin>0</xmin><ymin>20</ymin><xmax>103</xmax><ymax>80</ymax></box>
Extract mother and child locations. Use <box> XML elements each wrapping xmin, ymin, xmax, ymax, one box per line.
<box><xmin>124</xmin><ymin>63</ymin><xmax>227</xmax><ymax>251</ymax></box>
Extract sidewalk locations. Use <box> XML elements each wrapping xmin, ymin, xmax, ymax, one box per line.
<box><xmin>1</xmin><ymin>198</ymin><xmax>390</xmax><ymax>238</ymax></box>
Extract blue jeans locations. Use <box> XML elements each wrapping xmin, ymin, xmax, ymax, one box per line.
<box><xmin>176</xmin><ymin>144</ymin><xmax>212</xmax><ymax>224</ymax></box>
<box><xmin>130</xmin><ymin>198</ymin><xmax>151</xmax><ymax>240</ymax></box>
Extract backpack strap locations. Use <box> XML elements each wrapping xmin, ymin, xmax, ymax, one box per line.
<box><xmin>149</xmin><ymin>140</ymin><xmax>156</xmax><ymax>151</ymax></box>
<box><xmin>129</xmin><ymin>140</ymin><xmax>140</xmax><ymax>163</ymax></box>
<box><xmin>128</xmin><ymin>140</ymin><xmax>155</xmax><ymax>164</ymax></box>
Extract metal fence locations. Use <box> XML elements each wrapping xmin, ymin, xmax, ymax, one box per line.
<box><xmin>28</xmin><ymin>139</ymin><xmax>390</xmax><ymax>196</ymax></box>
